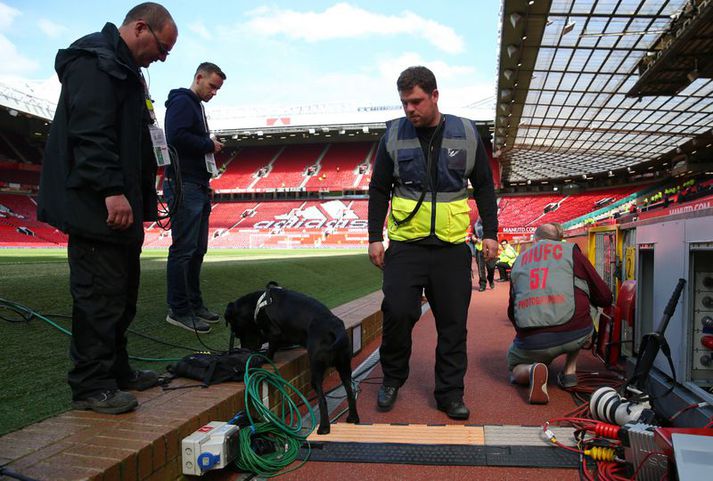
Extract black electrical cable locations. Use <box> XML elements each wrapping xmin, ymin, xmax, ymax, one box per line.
<box><xmin>40</xmin><ymin>311</ymin><xmax>215</xmax><ymax>353</ymax></box>
<box><xmin>0</xmin><ymin>302</ymin><xmax>33</xmax><ymax>323</ymax></box>
<box><xmin>156</xmin><ymin>145</ymin><xmax>183</xmax><ymax>230</ymax></box>
<box><xmin>0</xmin><ymin>298</ymin><xmax>214</xmax><ymax>361</ymax></box>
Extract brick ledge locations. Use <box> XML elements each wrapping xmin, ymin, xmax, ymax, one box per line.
<box><xmin>0</xmin><ymin>291</ymin><xmax>383</xmax><ymax>481</ymax></box>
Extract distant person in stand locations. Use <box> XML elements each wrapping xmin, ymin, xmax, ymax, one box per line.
<box><xmin>164</xmin><ymin>62</ymin><xmax>226</xmax><ymax>333</ymax></box>
<box><xmin>368</xmin><ymin>66</ymin><xmax>499</xmax><ymax>420</ymax></box>
<box><xmin>506</xmin><ymin>223</ymin><xmax>612</xmax><ymax>404</ymax></box>
<box><xmin>37</xmin><ymin>2</ymin><xmax>178</xmax><ymax>414</ymax></box>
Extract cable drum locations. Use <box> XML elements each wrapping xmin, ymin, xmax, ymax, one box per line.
<box><xmin>590</xmin><ymin>386</ymin><xmax>648</xmax><ymax>425</ymax></box>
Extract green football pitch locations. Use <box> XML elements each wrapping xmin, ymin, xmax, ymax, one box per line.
<box><xmin>0</xmin><ymin>248</ymin><xmax>381</xmax><ymax>436</ymax></box>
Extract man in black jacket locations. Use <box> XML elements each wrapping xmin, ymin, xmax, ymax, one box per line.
<box><xmin>37</xmin><ymin>2</ymin><xmax>177</xmax><ymax>414</ymax></box>
<box><xmin>164</xmin><ymin>62</ymin><xmax>226</xmax><ymax>333</ymax></box>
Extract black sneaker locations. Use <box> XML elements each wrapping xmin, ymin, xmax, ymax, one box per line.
<box><xmin>118</xmin><ymin>370</ymin><xmax>159</xmax><ymax>391</ymax></box>
<box><xmin>72</xmin><ymin>390</ymin><xmax>138</xmax><ymax>414</ymax></box>
<box><xmin>377</xmin><ymin>385</ymin><xmax>399</xmax><ymax>411</ymax></box>
<box><xmin>194</xmin><ymin>306</ymin><xmax>220</xmax><ymax>323</ymax></box>
<box><xmin>437</xmin><ymin>400</ymin><xmax>470</xmax><ymax>420</ymax></box>
<box><xmin>167</xmin><ymin>311</ymin><xmax>211</xmax><ymax>333</ymax></box>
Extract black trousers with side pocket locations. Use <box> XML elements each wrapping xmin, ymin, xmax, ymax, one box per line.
<box><xmin>380</xmin><ymin>241</ymin><xmax>472</xmax><ymax>405</ymax></box>
<box><xmin>67</xmin><ymin>234</ymin><xmax>142</xmax><ymax>400</ymax></box>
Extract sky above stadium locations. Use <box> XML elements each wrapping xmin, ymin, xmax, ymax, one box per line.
<box><xmin>0</xmin><ymin>1</ymin><xmax>500</xmax><ymax>116</ymax></box>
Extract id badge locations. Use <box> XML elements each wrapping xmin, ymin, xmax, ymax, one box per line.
<box><xmin>205</xmin><ymin>152</ymin><xmax>219</xmax><ymax>177</ymax></box>
<box><xmin>148</xmin><ymin>125</ymin><xmax>171</xmax><ymax>166</ymax></box>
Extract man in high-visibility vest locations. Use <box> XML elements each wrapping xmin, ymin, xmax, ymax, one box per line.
<box><xmin>506</xmin><ymin>223</ymin><xmax>612</xmax><ymax>404</ymax></box>
<box><xmin>368</xmin><ymin>66</ymin><xmax>498</xmax><ymax>420</ymax></box>
<box><xmin>495</xmin><ymin>239</ymin><xmax>518</xmax><ymax>281</ymax></box>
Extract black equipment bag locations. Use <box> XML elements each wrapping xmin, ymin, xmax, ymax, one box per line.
<box><xmin>167</xmin><ymin>348</ymin><xmax>262</xmax><ymax>386</ymax></box>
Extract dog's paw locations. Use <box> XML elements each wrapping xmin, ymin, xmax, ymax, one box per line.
<box><xmin>346</xmin><ymin>414</ymin><xmax>360</xmax><ymax>424</ymax></box>
<box><xmin>317</xmin><ymin>424</ymin><xmax>331</xmax><ymax>435</ymax></box>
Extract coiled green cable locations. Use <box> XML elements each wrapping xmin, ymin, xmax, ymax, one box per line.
<box><xmin>235</xmin><ymin>352</ymin><xmax>316</xmax><ymax>477</ymax></box>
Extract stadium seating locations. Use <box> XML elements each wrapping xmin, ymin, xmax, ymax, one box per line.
<box><xmin>497</xmin><ymin>194</ymin><xmax>564</xmax><ymax>229</ymax></box>
<box><xmin>497</xmin><ymin>186</ymin><xmax>641</xmax><ymax>231</ymax></box>
<box><xmin>303</xmin><ymin>141</ymin><xmax>374</xmax><ymax>191</ymax></box>
<box><xmin>255</xmin><ymin>144</ymin><xmax>326</xmax><ymax>190</ymax></box>
<box><xmin>0</xmin><ymin>193</ymin><xmax>67</xmax><ymax>245</ymax></box>
<box><xmin>210</xmin><ymin>146</ymin><xmax>282</xmax><ymax>191</ymax></box>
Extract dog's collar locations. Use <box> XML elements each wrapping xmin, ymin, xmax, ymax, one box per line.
<box><xmin>254</xmin><ymin>291</ymin><xmax>270</xmax><ymax>322</ymax></box>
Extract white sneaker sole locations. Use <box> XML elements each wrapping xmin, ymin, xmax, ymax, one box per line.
<box><xmin>166</xmin><ymin>315</ymin><xmax>211</xmax><ymax>334</ymax></box>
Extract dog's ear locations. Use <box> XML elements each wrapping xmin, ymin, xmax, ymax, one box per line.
<box><xmin>266</xmin><ymin>281</ymin><xmax>280</xmax><ymax>289</ymax></box>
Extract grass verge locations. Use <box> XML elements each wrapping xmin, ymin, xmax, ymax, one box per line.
<box><xmin>0</xmin><ymin>248</ymin><xmax>381</xmax><ymax>435</ymax></box>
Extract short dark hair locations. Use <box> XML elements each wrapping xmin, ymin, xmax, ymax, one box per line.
<box><xmin>122</xmin><ymin>2</ymin><xmax>174</xmax><ymax>31</ymax></box>
<box><xmin>196</xmin><ymin>62</ymin><xmax>226</xmax><ymax>80</ymax></box>
<box><xmin>397</xmin><ymin>66</ymin><xmax>437</xmax><ymax>94</ymax></box>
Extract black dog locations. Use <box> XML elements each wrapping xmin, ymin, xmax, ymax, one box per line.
<box><xmin>224</xmin><ymin>282</ymin><xmax>359</xmax><ymax>434</ymax></box>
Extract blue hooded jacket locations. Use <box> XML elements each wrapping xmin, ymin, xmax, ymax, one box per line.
<box><xmin>164</xmin><ymin>88</ymin><xmax>214</xmax><ymax>186</ymax></box>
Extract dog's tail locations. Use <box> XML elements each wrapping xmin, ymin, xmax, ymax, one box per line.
<box><xmin>224</xmin><ymin>302</ymin><xmax>236</xmax><ymax>326</ymax></box>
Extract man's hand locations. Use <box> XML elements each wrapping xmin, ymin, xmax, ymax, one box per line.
<box><xmin>368</xmin><ymin>241</ymin><xmax>385</xmax><ymax>269</ymax></box>
<box><xmin>482</xmin><ymin>238</ymin><xmax>499</xmax><ymax>262</ymax></box>
<box><xmin>212</xmin><ymin>139</ymin><xmax>224</xmax><ymax>153</ymax></box>
<box><xmin>105</xmin><ymin>194</ymin><xmax>133</xmax><ymax>230</ymax></box>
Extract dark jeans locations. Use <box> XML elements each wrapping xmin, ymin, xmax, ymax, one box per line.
<box><xmin>67</xmin><ymin>235</ymin><xmax>141</xmax><ymax>400</ymax></box>
<box><xmin>380</xmin><ymin>241</ymin><xmax>472</xmax><ymax>405</ymax></box>
<box><xmin>165</xmin><ymin>181</ymin><xmax>211</xmax><ymax>315</ymax></box>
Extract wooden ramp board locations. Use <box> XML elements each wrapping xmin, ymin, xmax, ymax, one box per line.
<box><xmin>307</xmin><ymin>423</ymin><xmax>485</xmax><ymax>445</ymax></box>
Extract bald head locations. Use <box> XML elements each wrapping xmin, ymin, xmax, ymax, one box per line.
<box><xmin>534</xmin><ymin>223</ymin><xmax>563</xmax><ymax>241</ymax></box>
<box><xmin>122</xmin><ymin>2</ymin><xmax>174</xmax><ymax>30</ymax></box>
<box><xmin>119</xmin><ymin>2</ymin><xmax>177</xmax><ymax>68</ymax></box>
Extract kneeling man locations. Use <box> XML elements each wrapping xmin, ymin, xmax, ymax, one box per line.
<box><xmin>507</xmin><ymin>223</ymin><xmax>612</xmax><ymax>404</ymax></box>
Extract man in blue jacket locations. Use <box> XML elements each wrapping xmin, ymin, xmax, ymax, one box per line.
<box><xmin>38</xmin><ymin>2</ymin><xmax>177</xmax><ymax>414</ymax></box>
<box><xmin>164</xmin><ymin>62</ymin><xmax>226</xmax><ymax>333</ymax></box>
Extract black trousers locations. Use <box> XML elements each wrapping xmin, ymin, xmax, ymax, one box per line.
<box><xmin>486</xmin><ymin>260</ymin><xmax>496</xmax><ymax>285</ymax></box>
<box><xmin>67</xmin><ymin>235</ymin><xmax>141</xmax><ymax>400</ymax></box>
<box><xmin>495</xmin><ymin>261</ymin><xmax>511</xmax><ymax>280</ymax></box>
<box><xmin>380</xmin><ymin>241</ymin><xmax>472</xmax><ymax>404</ymax></box>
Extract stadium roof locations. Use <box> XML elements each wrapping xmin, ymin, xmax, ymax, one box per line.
<box><xmin>0</xmin><ymin>81</ymin><xmax>55</xmax><ymax>122</ymax></box>
<box><xmin>495</xmin><ymin>0</ymin><xmax>713</xmax><ymax>192</ymax></box>
<box><xmin>209</xmin><ymin>101</ymin><xmax>495</xmax><ymax>146</ymax></box>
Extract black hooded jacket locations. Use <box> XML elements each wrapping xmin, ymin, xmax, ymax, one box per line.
<box><xmin>37</xmin><ymin>23</ymin><xmax>157</xmax><ymax>244</ymax></box>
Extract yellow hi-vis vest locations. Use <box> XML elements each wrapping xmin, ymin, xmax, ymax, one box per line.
<box><xmin>385</xmin><ymin>114</ymin><xmax>478</xmax><ymax>243</ymax></box>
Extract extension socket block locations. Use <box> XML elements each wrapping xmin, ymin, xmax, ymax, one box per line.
<box><xmin>182</xmin><ymin>421</ymin><xmax>239</xmax><ymax>476</ymax></box>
